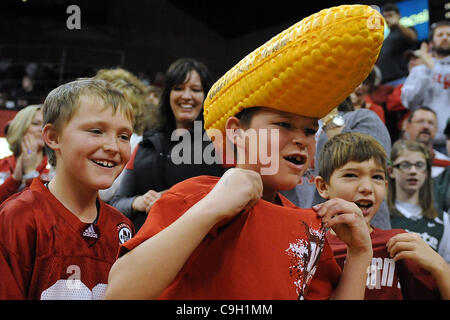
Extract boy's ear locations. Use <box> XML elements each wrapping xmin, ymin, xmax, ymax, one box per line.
<box><xmin>42</xmin><ymin>123</ymin><xmax>60</xmax><ymax>151</ymax></box>
<box><xmin>225</xmin><ymin>116</ymin><xmax>244</xmax><ymax>147</ymax></box>
<box><xmin>314</xmin><ymin>176</ymin><xmax>330</xmax><ymax>199</ymax></box>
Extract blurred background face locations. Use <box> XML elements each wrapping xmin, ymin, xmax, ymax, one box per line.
<box><xmin>350</xmin><ymin>80</ymin><xmax>370</xmax><ymax>107</ymax></box>
<box><xmin>25</xmin><ymin>109</ymin><xmax>44</xmax><ymax>148</ymax></box>
<box><xmin>382</xmin><ymin>10</ymin><xmax>400</xmax><ymax>28</ymax></box>
<box><xmin>432</xmin><ymin>25</ymin><xmax>450</xmax><ymax>56</ymax></box>
<box><xmin>147</xmin><ymin>91</ymin><xmax>160</xmax><ymax>107</ymax></box>
<box><xmin>390</xmin><ymin>150</ymin><xmax>427</xmax><ymax>197</ymax></box>
<box><xmin>169</xmin><ymin>69</ymin><xmax>204</xmax><ymax>130</ymax></box>
<box><xmin>22</xmin><ymin>76</ymin><xmax>34</xmax><ymax>91</ymax></box>
<box><xmin>404</xmin><ymin>109</ymin><xmax>437</xmax><ymax>146</ymax></box>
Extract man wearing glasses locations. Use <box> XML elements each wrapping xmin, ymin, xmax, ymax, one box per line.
<box><xmin>403</xmin><ymin>106</ymin><xmax>450</xmax><ymax>178</ymax></box>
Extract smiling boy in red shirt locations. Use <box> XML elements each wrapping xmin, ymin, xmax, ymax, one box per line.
<box><xmin>0</xmin><ymin>79</ymin><xmax>135</xmax><ymax>299</ymax></box>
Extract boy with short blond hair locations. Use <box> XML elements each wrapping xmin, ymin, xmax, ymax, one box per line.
<box><xmin>0</xmin><ymin>78</ymin><xmax>135</xmax><ymax>299</ymax></box>
<box><xmin>315</xmin><ymin>132</ymin><xmax>450</xmax><ymax>299</ymax></box>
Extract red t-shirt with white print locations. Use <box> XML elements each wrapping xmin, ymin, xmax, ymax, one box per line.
<box><xmin>119</xmin><ymin>175</ymin><xmax>342</xmax><ymax>300</ymax></box>
<box><xmin>327</xmin><ymin>227</ymin><xmax>440</xmax><ymax>300</ymax></box>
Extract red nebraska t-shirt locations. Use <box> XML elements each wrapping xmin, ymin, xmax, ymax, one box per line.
<box><xmin>0</xmin><ymin>179</ymin><xmax>134</xmax><ymax>300</ymax></box>
<box><xmin>327</xmin><ymin>227</ymin><xmax>440</xmax><ymax>300</ymax></box>
<box><xmin>120</xmin><ymin>175</ymin><xmax>342</xmax><ymax>300</ymax></box>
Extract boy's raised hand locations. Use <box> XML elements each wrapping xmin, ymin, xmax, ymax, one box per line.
<box><xmin>133</xmin><ymin>190</ymin><xmax>165</xmax><ymax>213</ymax></box>
<box><xmin>202</xmin><ymin>168</ymin><xmax>263</xmax><ymax>222</ymax></box>
<box><xmin>387</xmin><ymin>232</ymin><xmax>450</xmax><ymax>300</ymax></box>
<box><xmin>386</xmin><ymin>232</ymin><xmax>444</xmax><ymax>272</ymax></box>
<box><xmin>314</xmin><ymin>198</ymin><xmax>372</xmax><ymax>255</ymax></box>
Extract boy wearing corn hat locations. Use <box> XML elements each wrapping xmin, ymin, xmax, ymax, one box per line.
<box><xmin>106</xmin><ymin>5</ymin><xmax>385</xmax><ymax>300</ymax></box>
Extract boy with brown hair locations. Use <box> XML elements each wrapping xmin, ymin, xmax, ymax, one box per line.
<box><xmin>107</xmin><ymin>108</ymin><xmax>374</xmax><ymax>300</ymax></box>
<box><xmin>315</xmin><ymin>132</ymin><xmax>450</xmax><ymax>299</ymax></box>
<box><xmin>0</xmin><ymin>78</ymin><xmax>135</xmax><ymax>299</ymax></box>
<box><xmin>105</xmin><ymin>4</ymin><xmax>386</xmax><ymax>300</ymax></box>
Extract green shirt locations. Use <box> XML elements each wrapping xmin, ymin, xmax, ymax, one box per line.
<box><xmin>391</xmin><ymin>201</ymin><xmax>444</xmax><ymax>251</ymax></box>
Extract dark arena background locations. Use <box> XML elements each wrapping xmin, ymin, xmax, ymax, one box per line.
<box><xmin>0</xmin><ymin>0</ymin><xmax>447</xmax><ymax>151</ymax></box>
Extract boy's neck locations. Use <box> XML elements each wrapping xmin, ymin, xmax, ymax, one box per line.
<box><xmin>262</xmin><ymin>188</ymin><xmax>280</xmax><ymax>204</ymax></box>
<box><xmin>48</xmin><ymin>173</ymin><xmax>99</xmax><ymax>224</ymax></box>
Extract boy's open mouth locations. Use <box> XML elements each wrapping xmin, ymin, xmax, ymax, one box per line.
<box><xmin>284</xmin><ymin>155</ymin><xmax>306</xmax><ymax>166</ymax></box>
<box><xmin>354</xmin><ymin>200</ymin><xmax>373</xmax><ymax>210</ymax></box>
<box><xmin>92</xmin><ymin>159</ymin><xmax>116</xmax><ymax>168</ymax></box>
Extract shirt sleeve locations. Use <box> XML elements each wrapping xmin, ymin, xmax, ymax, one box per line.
<box><xmin>0</xmin><ymin>242</ymin><xmax>28</xmax><ymax>299</ymax></box>
<box><xmin>401</xmin><ymin>64</ymin><xmax>431</xmax><ymax>110</ymax></box>
<box><xmin>117</xmin><ymin>190</ymin><xmax>190</xmax><ymax>258</ymax></box>
<box><xmin>386</xmin><ymin>85</ymin><xmax>407</xmax><ymax>112</ymax></box>
<box><xmin>0</xmin><ymin>175</ymin><xmax>21</xmax><ymax>204</ymax></box>
<box><xmin>438</xmin><ymin>211</ymin><xmax>450</xmax><ymax>263</ymax></box>
<box><xmin>0</xmin><ymin>198</ymin><xmax>36</xmax><ymax>299</ymax></box>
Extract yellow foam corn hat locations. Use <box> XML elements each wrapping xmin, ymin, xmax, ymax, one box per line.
<box><xmin>204</xmin><ymin>4</ymin><xmax>384</xmax><ymax>137</ymax></box>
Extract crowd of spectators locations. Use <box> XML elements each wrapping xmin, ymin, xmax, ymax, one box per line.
<box><xmin>0</xmin><ymin>3</ymin><xmax>448</xmax><ymax>300</ymax></box>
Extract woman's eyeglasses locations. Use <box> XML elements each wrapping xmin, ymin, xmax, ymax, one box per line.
<box><xmin>392</xmin><ymin>161</ymin><xmax>427</xmax><ymax>172</ymax></box>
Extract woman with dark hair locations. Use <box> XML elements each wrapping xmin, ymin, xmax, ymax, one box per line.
<box><xmin>158</xmin><ymin>58</ymin><xmax>213</xmax><ymax>132</ymax></box>
<box><xmin>110</xmin><ymin>58</ymin><xmax>225</xmax><ymax>231</ymax></box>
